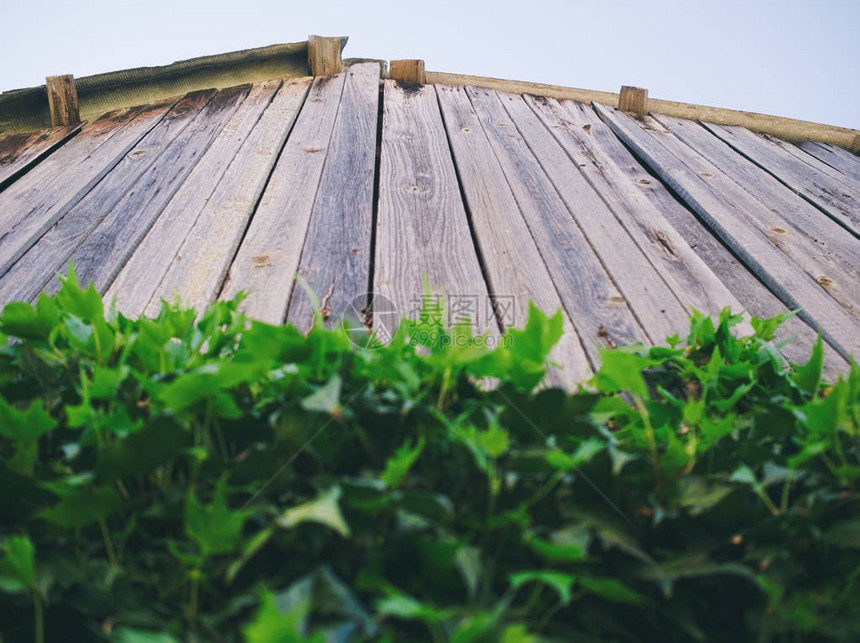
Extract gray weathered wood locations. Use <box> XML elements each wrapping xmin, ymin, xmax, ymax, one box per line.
<box><xmin>797</xmin><ymin>141</ymin><xmax>860</xmax><ymax>183</ymax></box>
<box><xmin>636</xmin><ymin>113</ymin><xmax>860</xmax><ymax>320</ymax></box>
<box><xmin>595</xmin><ymin>102</ymin><xmax>860</xmax><ymax>360</ymax></box>
<box><xmin>70</xmin><ymin>87</ymin><xmax>250</xmax><ymax>295</ymax></box>
<box><xmin>0</xmin><ymin>124</ymin><xmax>82</xmax><ymax>192</ymax></box>
<box><xmin>498</xmin><ymin>89</ymin><xmax>691</xmax><ymax>342</ymax></box>
<box><xmin>651</xmin><ymin>113</ymin><xmax>860</xmax><ymax>302</ymax></box>
<box><xmin>461</xmin><ymin>86</ymin><xmax>648</xmax><ymax>363</ymax></box>
<box><xmin>374</xmin><ymin>81</ymin><xmax>492</xmax><ymax>336</ymax></box>
<box><xmin>0</xmin><ymin>90</ymin><xmax>223</xmax><ymax>303</ymax></box>
<box><xmin>220</xmin><ymin>73</ymin><xmax>348</xmax><ymax>324</ymax></box>
<box><xmin>703</xmin><ymin>122</ymin><xmax>860</xmax><ymax>237</ymax></box>
<box><xmin>106</xmin><ymin>81</ymin><xmax>286</xmax><ymax>316</ymax></box>
<box><xmin>437</xmin><ymin>84</ymin><xmax>591</xmax><ymax>386</ymax></box>
<box><xmin>286</xmin><ymin>64</ymin><xmax>380</xmax><ymax>331</ymax></box>
<box><xmin>0</xmin><ymin>100</ymin><xmax>175</xmax><ymax>283</ymax></box>
<box><xmin>526</xmin><ymin>96</ymin><xmax>751</xmax><ymax>330</ymax></box>
<box><xmin>135</xmin><ymin>78</ymin><xmax>312</xmax><ymax>317</ymax></box>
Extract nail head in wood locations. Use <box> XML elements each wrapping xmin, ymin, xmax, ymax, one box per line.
<box><xmin>618</xmin><ymin>85</ymin><xmax>649</xmax><ymax>114</ymax></box>
<box><xmin>389</xmin><ymin>60</ymin><xmax>426</xmax><ymax>84</ymax></box>
<box><xmin>307</xmin><ymin>35</ymin><xmax>345</xmax><ymax>77</ymax></box>
<box><xmin>46</xmin><ymin>74</ymin><xmax>80</xmax><ymax>127</ymax></box>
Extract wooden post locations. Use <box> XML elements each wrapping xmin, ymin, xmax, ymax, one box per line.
<box><xmin>618</xmin><ymin>85</ymin><xmax>649</xmax><ymax>114</ymax></box>
<box><xmin>389</xmin><ymin>60</ymin><xmax>426</xmax><ymax>84</ymax></box>
<box><xmin>307</xmin><ymin>35</ymin><xmax>345</xmax><ymax>76</ymax></box>
<box><xmin>46</xmin><ymin>75</ymin><xmax>80</xmax><ymax>127</ymax></box>
<box><xmin>850</xmin><ymin>134</ymin><xmax>860</xmax><ymax>155</ymax></box>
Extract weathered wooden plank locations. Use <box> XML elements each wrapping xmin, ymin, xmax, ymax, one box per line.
<box><xmin>0</xmin><ymin>100</ymin><xmax>175</xmax><ymax>282</ymax></box>
<box><xmin>496</xmin><ymin>89</ymin><xmax>691</xmax><ymax>343</ymax></box>
<box><xmin>526</xmin><ymin>96</ymin><xmax>750</xmax><ymax>330</ymax></box>
<box><xmin>702</xmin><ymin>123</ymin><xmax>860</xmax><ymax>236</ymax></box>
<box><xmin>105</xmin><ymin>81</ymin><xmax>286</xmax><ymax>316</ymax></box>
<box><xmin>46</xmin><ymin>75</ymin><xmax>81</xmax><ymax>127</ymax></box>
<box><xmin>374</xmin><ymin>81</ymin><xmax>492</xmax><ymax>336</ymax></box>
<box><xmin>436</xmin><ymin>84</ymin><xmax>591</xmax><ymax>386</ymax></box>
<box><xmin>564</xmin><ymin>107</ymin><xmax>847</xmax><ymax>376</ymax></box>
<box><xmin>286</xmin><ymin>64</ymin><xmax>380</xmax><ymax>331</ymax></box>
<box><xmin>595</xmin><ymin>102</ymin><xmax>860</xmax><ymax>360</ymax></box>
<box><xmin>618</xmin><ymin>86</ymin><xmax>648</xmax><ymax>114</ymax></box>
<box><xmin>307</xmin><ymin>35</ymin><xmax>345</xmax><ymax>76</ymax></box>
<box><xmin>0</xmin><ymin>91</ymin><xmax>219</xmax><ymax>304</ymax></box>
<box><xmin>797</xmin><ymin>141</ymin><xmax>860</xmax><ymax>183</ymax></box>
<box><xmin>389</xmin><ymin>60</ymin><xmax>426</xmax><ymax>84</ymax></box>
<box><xmin>220</xmin><ymin>73</ymin><xmax>348</xmax><ymax>324</ymax></box>
<box><xmin>70</xmin><ymin>86</ymin><xmax>250</xmax><ymax>295</ymax></box>
<box><xmin>460</xmin><ymin>86</ymin><xmax>648</xmax><ymax>363</ymax></box>
<box><xmin>0</xmin><ymin>124</ymin><xmax>81</xmax><ymax>191</ymax></box>
<box><xmin>634</xmin><ymin>113</ymin><xmax>860</xmax><ymax>321</ymax></box>
<box><xmin>651</xmin><ymin>113</ymin><xmax>860</xmax><ymax>300</ymax></box>
<box><xmin>133</xmin><ymin>78</ymin><xmax>311</xmax><ymax>317</ymax></box>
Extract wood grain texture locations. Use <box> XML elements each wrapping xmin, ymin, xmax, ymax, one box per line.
<box><xmin>220</xmin><ymin>73</ymin><xmax>347</xmax><ymax>324</ymax></box>
<box><xmin>0</xmin><ymin>100</ymin><xmax>174</xmax><ymax>282</ymax></box>
<box><xmin>595</xmin><ymin>102</ymin><xmax>860</xmax><ymax>360</ymax></box>
<box><xmin>702</xmin><ymin>123</ymin><xmax>860</xmax><ymax>237</ymax></box>
<box><xmin>436</xmin><ymin>84</ymin><xmax>591</xmax><ymax>386</ymax></box>
<box><xmin>0</xmin><ymin>124</ymin><xmax>81</xmax><ymax>192</ymax></box>
<box><xmin>286</xmin><ymin>64</ymin><xmax>380</xmax><ymax>331</ymax></box>
<box><xmin>308</xmin><ymin>35</ymin><xmax>345</xmax><ymax>76</ymax></box>
<box><xmin>497</xmin><ymin>89</ymin><xmax>690</xmax><ymax>342</ymax></box>
<box><xmin>526</xmin><ymin>96</ymin><xmax>750</xmax><ymax>330</ymax></box>
<box><xmin>374</xmin><ymin>81</ymin><xmax>492</xmax><ymax>335</ymax></box>
<box><xmin>389</xmin><ymin>60</ymin><xmax>426</xmax><ymax>84</ymax></box>
<box><xmin>618</xmin><ymin>86</ymin><xmax>648</xmax><ymax>114</ymax></box>
<box><xmin>635</xmin><ymin>113</ymin><xmax>860</xmax><ymax>321</ymax></box>
<box><xmin>70</xmin><ymin>87</ymin><xmax>249</xmax><ymax>295</ymax></box>
<box><xmin>105</xmin><ymin>80</ymin><xmax>286</xmax><ymax>316</ymax></box>
<box><xmin>798</xmin><ymin>141</ymin><xmax>860</xmax><ymax>183</ymax></box>
<box><xmin>461</xmin><ymin>86</ymin><xmax>648</xmax><ymax>362</ymax></box>
<box><xmin>137</xmin><ymin>78</ymin><xmax>311</xmax><ymax>316</ymax></box>
<box><xmin>46</xmin><ymin>75</ymin><xmax>80</xmax><ymax>126</ymax></box>
<box><xmin>651</xmin><ymin>113</ymin><xmax>860</xmax><ymax>304</ymax></box>
<box><xmin>0</xmin><ymin>90</ymin><xmax>223</xmax><ymax>304</ymax></box>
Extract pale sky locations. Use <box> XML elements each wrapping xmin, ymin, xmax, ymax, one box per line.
<box><xmin>3</xmin><ymin>0</ymin><xmax>858</xmax><ymax>129</ymax></box>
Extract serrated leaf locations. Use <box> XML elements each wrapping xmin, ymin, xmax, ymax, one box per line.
<box><xmin>381</xmin><ymin>437</ymin><xmax>425</xmax><ymax>488</ymax></box>
<box><xmin>277</xmin><ymin>486</ymin><xmax>350</xmax><ymax>537</ymax></box>
<box><xmin>185</xmin><ymin>479</ymin><xmax>251</xmax><ymax>556</ymax></box>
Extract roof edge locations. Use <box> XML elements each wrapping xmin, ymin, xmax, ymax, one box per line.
<box><xmin>426</xmin><ymin>71</ymin><xmax>859</xmax><ymax>151</ymax></box>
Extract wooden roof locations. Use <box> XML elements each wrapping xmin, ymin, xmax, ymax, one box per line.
<box><xmin>0</xmin><ymin>60</ymin><xmax>857</xmax><ymax>386</ymax></box>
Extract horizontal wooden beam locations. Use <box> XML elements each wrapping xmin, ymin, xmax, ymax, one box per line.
<box><xmin>424</xmin><ymin>70</ymin><xmax>859</xmax><ymax>150</ymax></box>
<box><xmin>46</xmin><ymin>75</ymin><xmax>80</xmax><ymax>127</ymax></box>
<box><xmin>307</xmin><ymin>35</ymin><xmax>345</xmax><ymax>76</ymax></box>
<box><xmin>389</xmin><ymin>60</ymin><xmax>426</xmax><ymax>84</ymax></box>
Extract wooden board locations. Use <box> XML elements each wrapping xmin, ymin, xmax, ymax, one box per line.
<box><xmin>0</xmin><ymin>100</ymin><xmax>174</xmax><ymax>282</ymax></box>
<box><xmin>374</xmin><ymin>81</ymin><xmax>492</xmax><ymax>336</ymax></box>
<box><xmin>135</xmin><ymin>78</ymin><xmax>311</xmax><ymax>317</ymax></box>
<box><xmin>69</xmin><ymin>87</ymin><xmax>250</xmax><ymax>295</ymax></box>
<box><xmin>286</xmin><ymin>63</ymin><xmax>380</xmax><ymax>331</ymax></box>
<box><xmin>436</xmin><ymin>83</ymin><xmax>591</xmax><ymax>386</ymax></box>
<box><xmin>105</xmin><ymin>80</ymin><xmax>285</xmax><ymax>316</ymax></box>
<box><xmin>0</xmin><ymin>90</ymin><xmax>220</xmax><ymax>304</ymax></box>
<box><xmin>497</xmin><ymin>89</ymin><xmax>693</xmax><ymax>343</ymax></box>
<box><xmin>526</xmin><ymin>96</ymin><xmax>751</xmax><ymax>330</ymax></box>
<box><xmin>797</xmin><ymin>141</ymin><xmax>860</xmax><ymax>183</ymax></box>
<box><xmin>652</xmin><ymin>113</ymin><xmax>860</xmax><ymax>300</ymax></box>
<box><xmin>220</xmin><ymin>73</ymin><xmax>348</xmax><ymax>324</ymax></box>
<box><xmin>0</xmin><ymin>124</ymin><xmax>81</xmax><ymax>192</ymax></box>
<box><xmin>703</xmin><ymin>123</ymin><xmax>860</xmax><ymax>236</ymax></box>
<box><xmin>456</xmin><ymin>86</ymin><xmax>647</xmax><ymax>364</ymax></box>
<box><xmin>595</xmin><ymin>103</ymin><xmax>860</xmax><ymax>361</ymax></box>
<box><xmin>634</xmin><ymin>113</ymin><xmax>860</xmax><ymax>321</ymax></box>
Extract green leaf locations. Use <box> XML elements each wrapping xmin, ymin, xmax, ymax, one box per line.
<box><xmin>381</xmin><ymin>437</ymin><xmax>425</xmax><ymax>488</ymax></box>
<box><xmin>113</xmin><ymin>629</ymin><xmax>180</xmax><ymax>643</ymax></box>
<box><xmin>185</xmin><ymin>479</ymin><xmax>252</xmax><ymax>556</ymax></box>
<box><xmin>793</xmin><ymin>335</ymin><xmax>824</xmax><ymax>396</ymax></box>
<box><xmin>38</xmin><ymin>484</ymin><xmax>120</xmax><ymax>528</ymax></box>
<box><xmin>546</xmin><ymin>439</ymin><xmax>605</xmax><ymax>471</ymax></box>
<box><xmin>0</xmin><ymin>397</ymin><xmax>57</xmax><ymax>444</ymax></box>
<box><xmin>243</xmin><ymin>588</ymin><xmax>322</xmax><ymax>643</ymax></box>
<box><xmin>592</xmin><ymin>349</ymin><xmax>651</xmax><ymax>398</ymax></box>
<box><xmin>578</xmin><ymin>575</ymin><xmax>648</xmax><ymax>605</ymax></box>
<box><xmin>510</xmin><ymin>571</ymin><xmax>576</xmax><ymax>605</ymax></box>
<box><xmin>0</xmin><ymin>536</ymin><xmax>36</xmax><ymax>594</ymax></box>
<box><xmin>0</xmin><ymin>294</ymin><xmax>58</xmax><ymax>339</ymax></box>
<box><xmin>96</xmin><ymin>417</ymin><xmax>189</xmax><ymax>482</ymax></box>
<box><xmin>300</xmin><ymin>375</ymin><xmax>342</xmax><ymax>414</ymax></box>
<box><xmin>375</xmin><ymin>592</ymin><xmax>446</xmax><ymax>622</ymax></box>
<box><xmin>276</xmin><ymin>486</ymin><xmax>351</xmax><ymax>537</ymax></box>
<box><xmin>676</xmin><ymin>477</ymin><xmax>734</xmax><ymax>515</ymax></box>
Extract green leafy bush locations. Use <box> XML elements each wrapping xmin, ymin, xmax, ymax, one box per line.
<box><xmin>0</xmin><ymin>270</ymin><xmax>857</xmax><ymax>642</ymax></box>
